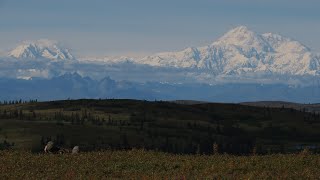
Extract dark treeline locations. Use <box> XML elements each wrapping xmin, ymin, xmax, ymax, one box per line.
<box><xmin>0</xmin><ymin>99</ymin><xmax>320</xmax><ymax>155</ymax></box>
<box><xmin>0</xmin><ymin>99</ymin><xmax>38</xmax><ymax>105</ymax></box>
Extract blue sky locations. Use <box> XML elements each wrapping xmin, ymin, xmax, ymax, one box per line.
<box><xmin>0</xmin><ymin>0</ymin><xmax>319</xmax><ymax>57</ymax></box>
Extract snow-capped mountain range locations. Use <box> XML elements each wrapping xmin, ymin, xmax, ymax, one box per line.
<box><xmin>8</xmin><ymin>39</ymin><xmax>74</xmax><ymax>60</ymax></box>
<box><xmin>1</xmin><ymin>26</ymin><xmax>320</xmax><ymax>102</ymax></box>
<box><xmin>1</xmin><ymin>26</ymin><xmax>320</xmax><ymax>82</ymax></box>
<box><xmin>134</xmin><ymin>26</ymin><xmax>320</xmax><ymax>76</ymax></box>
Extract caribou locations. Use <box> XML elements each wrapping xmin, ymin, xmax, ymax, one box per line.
<box><xmin>44</xmin><ymin>141</ymin><xmax>79</xmax><ymax>154</ymax></box>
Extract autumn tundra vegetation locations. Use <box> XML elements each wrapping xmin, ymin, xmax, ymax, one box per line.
<box><xmin>1</xmin><ymin>149</ymin><xmax>320</xmax><ymax>179</ymax></box>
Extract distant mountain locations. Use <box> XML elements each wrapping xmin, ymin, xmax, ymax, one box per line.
<box><xmin>9</xmin><ymin>39</ymin><xmax>74</xmax><ymax>60</ymax></box>
<box><xmin>135</xmin><ymin>26</ymin><xmax>320</xmax><ymax>76</ymax></box>
<box><xmin>0</xmin><ymin>26</ymin><xmax>320</xmax><ymax>86</ymax></box>
<box><xmin>0</xmin><ymin>73</ymin><xmax>319</xmax><ymax>103</ymax></box>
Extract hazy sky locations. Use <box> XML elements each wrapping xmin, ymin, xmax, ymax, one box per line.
<box><xmin>0</xmin><ymin>0</ymin><xmax>319</xmax><ymax>57</ymax></box>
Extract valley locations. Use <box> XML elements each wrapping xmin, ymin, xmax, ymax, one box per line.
<box><xmin>1</xmin><ymin>99</ymin><xmax>320</xmax><ymax>154</ymax></box>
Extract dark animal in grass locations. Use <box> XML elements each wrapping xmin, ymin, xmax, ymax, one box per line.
<box><xmin>58</xmin><ymin>148</ymin><xmax>71</xmax><ymax>154</ymax></box>
<box><xmin>44</xmin><ymin>141</ymin><xmax>78</xmax><ymax>154</ymax></box>
<box><xmin>44</xmin><ymin>141</ymin><xmax>60</xmax><ymax>154</ymax></box>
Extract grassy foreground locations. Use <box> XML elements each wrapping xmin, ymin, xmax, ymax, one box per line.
<box><xmin>0</xmin><ymin>150</ymin><xmax>319</xmax><ymax>179</ymax></box>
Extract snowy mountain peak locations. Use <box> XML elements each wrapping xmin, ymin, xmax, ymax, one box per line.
<box><xmin>218</xmin><ymin>26</ymin><xmax>256</xmax><ymax>41</ymax></box>
<box><xmin>226</xmin><ymin>25</ymin><xmax>252</xmax><ymax>35</ymax></box>
<box><xmin>134</xmin><ymin>26</ymin><xmax>320</xmax><ymax>76</ymax></box>
<box><xmin>213</xmin><ymin>26</ymin><xmax>273</xmax><ymax>53</ymax></box>
<box><xmin>9</xmin><ymin>39</ymin><xmax>75</xmax><ymax>60</ymax></box>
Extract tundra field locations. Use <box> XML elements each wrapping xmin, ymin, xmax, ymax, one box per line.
<box><xmin>0</xmin><ymin>99</ymin><xmax>320</xmax><ymax>179</ymax></box>
<box><xmin>1</xmin><ymin>150</ymin><xmax>320</xmax><ymax>179</ymax></box>
<box><xmin>1</xmin><ymin>99</ymin><xmax>320</xmax><ymax>154</ymax></box>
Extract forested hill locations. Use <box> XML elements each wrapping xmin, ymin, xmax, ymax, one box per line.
<box><xmin>241</xmin><ymin>101</ymin><xmax>320</xmax><ymax>113</ymax></box>
<box><xmin>0</xmin><ymin>99</ymin><xmax>320</xmax><ymax>154</ymax></box>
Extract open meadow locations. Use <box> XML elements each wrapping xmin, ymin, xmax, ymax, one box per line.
<box><xmin>1</xmin><ymin>150</ymin><xmax>319</xmax><ymax>179</ymax></box>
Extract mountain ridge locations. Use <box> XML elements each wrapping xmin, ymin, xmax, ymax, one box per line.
<box><xmin>134</xmin><ymin>26</ymin><xmax>320</xmax><ymax>76</ymax></box>
<box><xmin>76</xmin><ymin>26</ymin><xmax>319</xmax><ymax>77</ymax></box>
<box><xmin>1</xmin><ymin>26</ymin><xmax>320</xmax><ymax>83</ymax></box>
<box><xmin>0</xmin><ymin>73</ymin><xmax>319</xmax><ymax>103</ymax></box>
<box><xmin>9</xmin><ymin>39</ymin><xmax>74</xmax><ymax>60</ymax></box>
